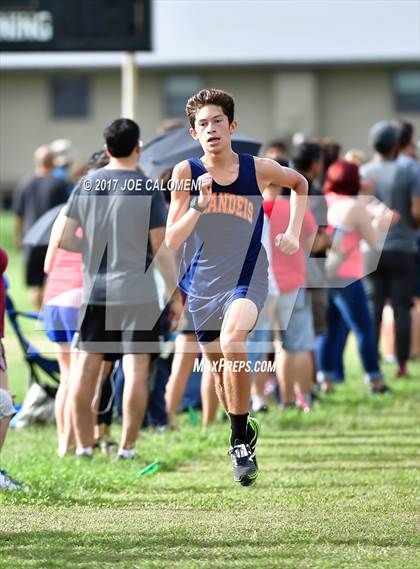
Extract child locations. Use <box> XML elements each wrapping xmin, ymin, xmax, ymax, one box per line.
<box><xmin>0</xmin><ymin>246</ymin><xmax>25</xmax><ymax>490</ymax></box>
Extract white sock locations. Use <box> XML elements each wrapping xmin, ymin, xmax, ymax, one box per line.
<box><xmin>75</xmin><ymin>447</ymin><xmax>93</xmax><ymax>457</ymax></box>
<box><xmin>118</xmin><ymin>448</ymin><xmax>137</xmax><ymax>458</ymax></box>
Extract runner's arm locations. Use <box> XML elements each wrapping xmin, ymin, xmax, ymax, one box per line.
<box><xmin>165</xmin><ymin>161</ymin><xmax>210</xmax><ymax>251</ymax></box>
<box><xmin>150</xmin><ymin>226</ymin><xmax>182</xmax><ymax>302</ymax></box>
<box><xmin>256</xmin><ymin>158</ymin><xmax>308</xmax><ymax>250</ymax></box>
<box><xmin>150</xmin><ymin>226</ymin><xmax>183</xmax><ymax>330</ymax></box>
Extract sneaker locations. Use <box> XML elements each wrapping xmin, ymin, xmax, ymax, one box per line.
<box><xmin>252</xmin><ymin>403</ymin><xmax>269</xmax><ymax>413</ymax></box>
<box><xmin>75</xmin><ymin>447</ymin><xmax>93</xmax><ymax>459</ymax></box>
<box><xmin>369</xmin><ymin>383</ymin><xmax>392</xmax><ymax>395</ymax></box>
<box><xmin>228</xmin><ymin>440</ymin><xmax>258</xmax><ymax>487</ymax></box>
<box><xmin>117</xmin><ymin>448</ymin><xmax>137</xmax><ymax>461</ymax></box>
<box><xmin>0</xmin><ymin>469</ymin><xmax>25</xmax><ymax>491</ymax></box>
<box><xmin>396</xmin><ymin>365</ymin><xmax>409</xmax><ymax>379</ymax></box>
<box><xmin>251</xmin><ymin>396</ymin><xmax>269</xmax><ymax>414</ymax></box>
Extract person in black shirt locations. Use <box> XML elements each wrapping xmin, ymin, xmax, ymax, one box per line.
<box><xmin>292</xmin><ymin>143</ymin><xmax>331</xmax><ymax>337</ymax></box>
<box><xmin>13</xmin><ymin>144</ymin><xmax>69</xmax><ymax>310</ymax></box>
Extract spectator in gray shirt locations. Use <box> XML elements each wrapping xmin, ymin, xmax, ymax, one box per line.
<box><xmin>60</xmin><ymin>119</ymin><xmax>183</xmax><ymax>460</ymax></box>
<box><xmin>397</xmin><ymin>121</ymin><xmax>420</xmax><ymax>362</ymax></box>
<box><xmin>361</xmin><ymin>121</ymin><xmax>420</xmax><ymax>377</ymax></box>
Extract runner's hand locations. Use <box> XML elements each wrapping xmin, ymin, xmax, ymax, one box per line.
<box><xmin>197</xmin><ymin>173</ymin><xmax>213</xmax><ymax>208</ymax></box>
<box><xmin>275</xmin><ymin>232</ymin><xmax>299</xmax><ymax>255</ymax></box>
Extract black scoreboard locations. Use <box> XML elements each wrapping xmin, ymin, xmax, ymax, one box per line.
<box><xmin>0</xmin><ymin>0</ymin><xmax>152</xmax><ymax>51</ymax></box>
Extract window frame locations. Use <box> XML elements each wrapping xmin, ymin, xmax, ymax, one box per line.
<box><xmin>50</xmin><ymin>74</ymin><xmax>91</xmax><ymax>119</ymax></box>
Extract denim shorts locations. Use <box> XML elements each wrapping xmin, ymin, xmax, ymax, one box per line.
<box><xmin>247</xmin><ymin>289</ymin><xmax>315</xmax><ymax>354</ymax></box>
<box><xmin>275</xmin><ymin>289</ymin><xmax>315</xmax><ymax>352</ymax></box>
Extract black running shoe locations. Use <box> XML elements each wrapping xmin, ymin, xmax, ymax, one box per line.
<box><xmin>228</xmin><ymin>440</ymin><xmax>258</xmax><ymax>486</ymax></box>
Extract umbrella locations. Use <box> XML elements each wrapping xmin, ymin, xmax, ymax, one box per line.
<box><xmin>23</xmin><ymin>204</ymin><xmax>65</xmax><ymax>247</ymax></box>
<box><xmin>140</xmin><ymin>127</ymin><xmax>262</xmax><ymax>180</ymax></box>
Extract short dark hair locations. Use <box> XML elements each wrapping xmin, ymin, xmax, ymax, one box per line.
<box><xmin>103</xmin><ymin>118</ymin><xmax>140</xmax><ymax>158</ymax></box>
<box><xmin>369</xmin><ymin>121</ymin><xmax>400</xmax><ymax>155</ymax></box>
<box><xmin>292</xmin><ymin>142</ymin><xmax>322</xmax><ymax>172</ymax></box>
<box><xmin>186</xmin><ymin>88</ymin><xmax>234</xmax><ymax>128</ymax></box>
<box><xmin>322</xmin><ymin>142</ymin><xmax>341</xmax><ymax>173</ymax></box>
<box><xmin>265</xmin><ymin>139</ymin><xmax>288</xmax><ymax>154</ymax></box>
<box><xmin>399</xmin><ymin>121</ymin><xmax>414</xmax><ymax>149</ymax></box>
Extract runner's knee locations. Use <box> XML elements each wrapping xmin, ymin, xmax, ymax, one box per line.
<box><xmin>220</xmin><ymin>331</ymin><xmax>247</xmax><ymax>355</ymax></box>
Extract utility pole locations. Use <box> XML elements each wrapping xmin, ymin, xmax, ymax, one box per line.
<box><xmin>121</xmin><ymin>51</ymin><xmax>138</xmax><ymax>120</ymax></box>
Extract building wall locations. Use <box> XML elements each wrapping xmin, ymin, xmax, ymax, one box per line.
<box><xmin>0</xmin><ymin>66</ymin><xmax>419</xmax><ymax>193</ymax></box>
<box><xmin>318</xmin><ymin>68</ymin><xmax>420</xmax><ymax>155</ymax></box>
<box><xmin>0</xmin><ymin>70</ymin><xmax>120</xmax><ymax>190</ymax></box>
<box><xmin>204</xmin><ymin>69</ymin><xmax>272</xmax><ymax>145</ymax></box>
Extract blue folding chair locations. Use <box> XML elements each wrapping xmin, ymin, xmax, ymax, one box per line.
<box><xmin>4</xmin><ymin>276</ymin><xmax>59</xmax><ymax>397</ymax></box>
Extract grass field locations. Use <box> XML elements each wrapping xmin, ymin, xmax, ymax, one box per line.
<box><xmin>1</xmin><ymin>211</ymin><xmax>419</xmax><ymax>568</ymax></box>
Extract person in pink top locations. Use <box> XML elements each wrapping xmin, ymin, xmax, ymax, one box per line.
<box><xmin>317</xmin><ymin>160</ymin><xmax>394</xmax><ymax>394</ymax></box>
<box><xmin>43</xmin><ymin>214</ymin><xmax>83</xmax><ymax>456</ymax></box>
<box><xmin>44</xmin><ymin>228</ymin><xmax>83</xmax><ymax>343</ymax></box>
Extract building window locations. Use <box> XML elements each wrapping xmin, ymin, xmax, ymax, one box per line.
<box><xmin>163</xmin><ymin>75</ymin><xmax>205</xmax><ymax>118</ymax></box>
<box><xmin>393</xmin><ymin>70</ymin><xmax>420</xmax><ymax>112</ymax></box>
<box><xmin>51</xmin><ymin>76</ymin><xmax>90</xmax><ymax>118</ymax></box>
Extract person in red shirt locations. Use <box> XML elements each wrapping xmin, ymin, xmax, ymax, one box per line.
<box><xmin>0</xmin><ymin>247</ymin><xmax>25</xmax><ymax>490</ymax></box>
<box><xmin>262</xmin><ymin>186</ymin><xmax>318</xmax><ymax>410</ymax></box>
<box><xmin>265</xmin><ymin>197</ymin><xmax>316</xmax><ymax>294</ymax></box>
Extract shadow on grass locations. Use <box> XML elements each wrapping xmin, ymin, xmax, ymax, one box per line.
<box><xmin>1</xmin><ymin>529</ymin><xmax>417</xmax><ymax>565</ymax></box>
<box><xmin>265</xmin><ymin>389</ymin><xmax>417</xmax><ymax>432</ymax></box>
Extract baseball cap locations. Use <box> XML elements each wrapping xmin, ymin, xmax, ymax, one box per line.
<box><xmin>369</xmin><ymin>121</ymin><xmax>401</xmax><ymax>154</ymax></box>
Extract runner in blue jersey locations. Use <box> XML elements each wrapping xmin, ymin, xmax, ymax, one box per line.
<box><xmin>166</xmin><ymin>89</ymin><xmax>308</xmax><ymax>486</ymax></box>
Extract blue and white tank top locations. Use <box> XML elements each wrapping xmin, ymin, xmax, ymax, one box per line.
<box><xmin>179</xmin><ymin>153</ymin><xmax>268</xmax><ymax>300</ymax></box>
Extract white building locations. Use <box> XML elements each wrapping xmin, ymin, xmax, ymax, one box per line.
<box><xmin>0</xmin><ymin>0</ymin><xmax>419</xmax><ymax>194</ymax></box>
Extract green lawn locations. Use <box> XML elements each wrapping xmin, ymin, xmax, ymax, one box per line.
<box><xmin>1</xmin><ymin>210</ymin><xmax>419</xmax><ymax>568</ymax></box>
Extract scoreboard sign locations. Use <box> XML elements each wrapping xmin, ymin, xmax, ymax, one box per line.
<box><xmin>0</xmin><ymin>0</ymin><xmax>152</xmax><ymax>51</ymax></box>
